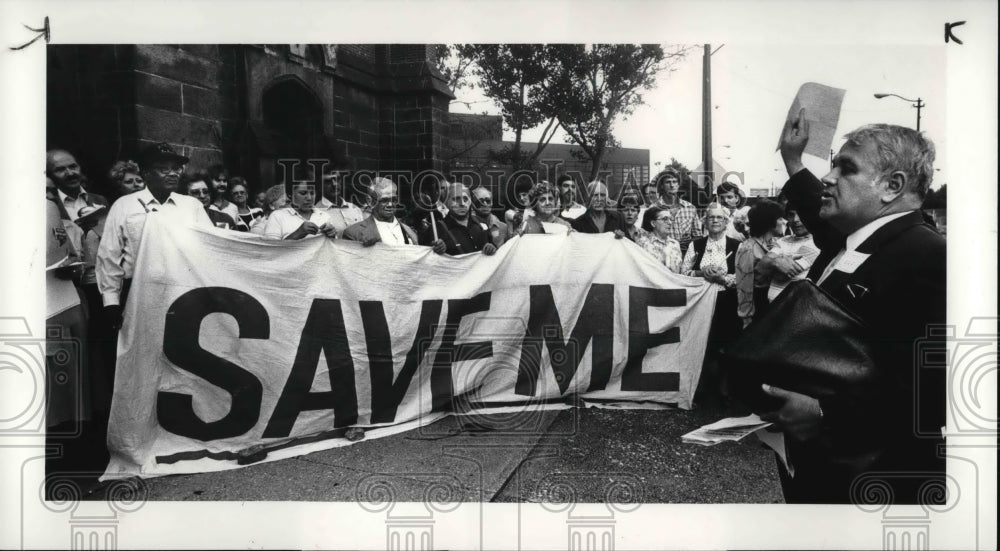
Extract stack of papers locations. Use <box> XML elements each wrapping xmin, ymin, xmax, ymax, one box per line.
<box><xmin>681</xmin><ymin>414</ymin><xmax>772</xmax><ymax>446</ymax></box>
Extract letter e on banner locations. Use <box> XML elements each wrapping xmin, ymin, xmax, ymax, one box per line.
<box><xmin>622</xmin><ymin>286</ymin><xmax>686</xmax><ymax>391</ymax></box>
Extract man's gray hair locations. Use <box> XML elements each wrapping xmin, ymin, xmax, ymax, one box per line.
<box><xmin>441</xmin><ymin>181</ymin><xmax>470</xmax><ymax>203</ymax></box>
<box><xmin>368</xmin><ymin>177</ymin><xmax>396</xmax><ymax>201</ymax></box>
<box><xmin>585</xmin><ymin>180</ymin><xmax>607</xmax><ymax>196</ymax></box>
<box><xmin>843</xmin><ymin>124</ymin><xmax>936</xmax><ymax>199</ymax></box>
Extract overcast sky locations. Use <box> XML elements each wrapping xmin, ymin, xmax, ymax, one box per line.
<box><xmin>451</xmin><ymin>43</ymin><xmax>947</xmax><ymax>194</ymax></box>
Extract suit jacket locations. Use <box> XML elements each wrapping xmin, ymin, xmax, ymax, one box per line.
<box><xmin>341</xmin><ymin>216</ymin><xmax>418</xmax><ymax>245</ymax></box>
<box><xmin>780</xmin><ymin>169</ymin><xmax>946</xmax><ymax>504</ymax></box>
<box><xmin>569</xmin><ymin>209</ymin><xmax>627</xmax><ymax>234</ymax></box>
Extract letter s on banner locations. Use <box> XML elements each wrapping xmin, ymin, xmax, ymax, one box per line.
<box><xmin>158</xmin><ymin>287</ymin><xmax>268</xmax><ymax>441</ymax></box>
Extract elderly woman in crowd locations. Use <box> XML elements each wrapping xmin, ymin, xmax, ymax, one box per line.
<box><xmin>716</xmin><ymin>181</ymin><xmax>748</xmax><ymax>241</ymax></box>
<box><xmin>263</xmin><ymin>180</ymin><xmax>337</xmax><ymax>240</ymax></box>
<box><xmin>519</xmin><ymin>180</ymin><xmax>573</xmax><ymax>235</ymax></box>
<box><xmin>108</xmin><ymin>160</ymin><xmax>145</xmax><ymax>201</ymax></box>
<box><xmin>184</xmin><ymin>172</ymin><xmax>238</xmax><ymax>230</ymax></box>
<box><xmin>249</xmin><ymin>184</ymin><xmax>287</xmax><ymax>235</ymax></box>
<box><xmin>228</xmin><ymin>177</ymin><xmax>261</xmax><ymax>232</ymax></box>
<box><xmin>617</xmin><ymin>193</ymin><xmax>643</xmax><ymax>241</ymax></box>
<box><xmin>682</xmin><ymin>203</ymin><xmax>741</xmax><ymax>399</ymax></box>
<box><xmin>636</xmin><ymin>205</ymin><xmax>683</xmax><ymax>272</ymax></box>
<box><xmin>735</xmin><ymin>199</ymin><xmax>784</xmax><ymax>328</ymax></box>
<box><xmin>569</xmin><ymin>180</ymin><xmax>627</xmax><ymax>237</ymax></box>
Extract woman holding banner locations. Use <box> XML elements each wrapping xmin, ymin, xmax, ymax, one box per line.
<box><xmin>263</xmin><ymin>180</ymin><xmax>338</xmax><ymax>240</ymax></box>
<box><xmin>520</xmin><ymin>181</ymin><xmax>572</xmax><ymax>235</ymax></box>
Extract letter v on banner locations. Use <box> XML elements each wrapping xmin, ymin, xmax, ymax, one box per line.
<box><xmin>360</xmin><ymin>300</ymin><xmax>443</xmax><ymax>424</ymax></box>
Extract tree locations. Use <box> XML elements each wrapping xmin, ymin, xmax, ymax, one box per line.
<box><xmin>431</xmin><ymin>44</ymin><xmax>475</xmax><ymax>98</ymax></box>
<box><xmin>549</xmin><ymin>44</ymin><xmax>692</xmax><ymax>181</ymax></box>
<box><xmin>457</xmin><ymin>44</ymin><xmax>566</xmax><ymax>171</ymax></box>
<box><xmin>922</xmin><ymin>183</ymin><xmax>947</xmax><ymax>209</ymax></box>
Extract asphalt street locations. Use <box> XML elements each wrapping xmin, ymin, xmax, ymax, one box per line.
<box><xmin>84</xmin><ymin>395</ymin><xmax>783</xmax><ymax>503</ymax></box>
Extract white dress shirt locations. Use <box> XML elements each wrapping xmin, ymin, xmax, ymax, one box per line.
<box><xmin>57</xmin><ymin>188</ymin><xmax>91</xmax><ymax>221</ymax></box>
<box><xmin>373</xmin><ymin>217</ymin><xmax>406</xmax><ymax>244</ymax></box>
<box><xmin>96</xmin><ymin>188</ymin><xmax>211</xmax><ymax>306</ymax></box>
<box><xmin>815</xmin><ymin>210</ymin><xmax>912</xmax><ymax>285</ymax></box>
<box><xmin>561</xmin><ymin>202</ymin><xmax>587</xmax><ymax>220</ymax></box>
<box><xmin>262</xmin><ymin>207</ymin><xmax>332</xmax><ymax>240</ymax></box>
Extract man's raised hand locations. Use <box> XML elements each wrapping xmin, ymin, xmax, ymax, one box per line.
<box><xmin>779</xmin><ymin>108</ymin><xmax>810</xmax><ymax>177</ymax></box>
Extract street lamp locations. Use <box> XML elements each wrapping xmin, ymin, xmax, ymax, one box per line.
<box><xmin>874</xmin><ymin>93</ymin><xmax>924</xmax><ymax>131</ymax></box>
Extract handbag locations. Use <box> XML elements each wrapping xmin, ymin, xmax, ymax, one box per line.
<box><xmin>719</xmin><ymin>279</ymin><xmax>878</xmax><ymax>413</ymax></box>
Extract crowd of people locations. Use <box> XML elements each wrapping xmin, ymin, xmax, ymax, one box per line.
<box><xmin>43</xmin><ymin>141</ymin><xmax>817</xmax><ymax>470</ymax></box>
<box><xmin>46</xmin><ymin>110</ymin><xmax>945</xmax><ymax>505</ymax></box>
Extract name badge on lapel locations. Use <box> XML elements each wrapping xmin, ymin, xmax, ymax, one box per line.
<box><xmin>834</xmin><ymin>250</ymin><xmax>871</xmax><ymax>274</ymax></box>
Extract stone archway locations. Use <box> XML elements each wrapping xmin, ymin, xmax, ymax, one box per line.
<box><xmin>256</xmin><ymin>76</ymin><xmax>325</xmax><ymax>185</ymax></box>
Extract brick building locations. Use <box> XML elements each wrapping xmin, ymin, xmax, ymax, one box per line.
<box><xmin>446</xmin><ymin>113</ymin><xmax>650</xmax><ymax>201</ymax></box>
<box><xmin>46</xmin><ymin>44</ymin><xmax>453</xmax><ymax>199</ymax></box>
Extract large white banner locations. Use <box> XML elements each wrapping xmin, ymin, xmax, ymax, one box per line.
<box><xmin>103</xmin><ymin>216</ymin><xmax>718</xmax><ymax>479</ymax></box>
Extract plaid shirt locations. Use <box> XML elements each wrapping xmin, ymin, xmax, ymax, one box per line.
<box><xmin>658</xmin><ymin>198</ymin><xmax>703</xmax><ymax>250</ymax></box>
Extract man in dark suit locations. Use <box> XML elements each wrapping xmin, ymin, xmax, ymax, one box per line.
<box><xmin>763</xmin><ymin>109</ymin><xmax>946</xmax><ymax>504</ymax></box>
<box><xmin>342</xmin><ymin>177</ymin><xmax>443</xmax><ymax>254</ymax></box>
<box><xmin>569</xmin><ymin>180</ymin><xmax>627</xmax><ymax>238</ymax></box>
<box><xmin>418</xmin><ymin>182</ymin><xmax>497</xmax><ymax>256</ymax></box>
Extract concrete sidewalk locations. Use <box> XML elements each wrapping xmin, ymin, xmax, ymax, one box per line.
<box><xmin>89</xmin><ymin>397</ymin><xmax>783</xmax><ymax>503</ymax></box>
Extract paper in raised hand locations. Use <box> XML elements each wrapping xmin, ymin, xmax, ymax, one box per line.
<box><xmin>777</xmin><ymin>82</ymin><xmax>847</xmax><ymax>159</ymax></box>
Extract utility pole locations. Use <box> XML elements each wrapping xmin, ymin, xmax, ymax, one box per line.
<box><xmin>702</xmin><ymin>44</ymin><xmax>712</xmax><ymax>192</ymax></box>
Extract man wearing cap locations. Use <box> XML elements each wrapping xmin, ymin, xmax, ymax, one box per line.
<box><xmin>316</xmin><ymin>165</ymin><xmax>365</xmax><ymax>237</ymax></box>
<box><xmin>96</xmin><ymin>143</ymin><xmax>211</xmax><ymax>327</ymax></box>
<box><xmin>420</xmin><ymin>182</ymin><xmax>497</xmax><ymax>256</ymax></box>
<box><xmin>342</xmin><ymin>178</ymin><xmax>445</xmax><ymax>255</ymax></box>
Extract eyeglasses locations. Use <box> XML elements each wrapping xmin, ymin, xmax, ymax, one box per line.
<box><xmin>188</xmin><ymin>189</ymin><xmax>211</xmax><ymax>196</ymax></box>
<box><xmin>476</xmin><ymin>198</ymin><xmax>492</xmax><ymax>205</ymax></box>
<box><xmin>152</xmin><ymin>165</ymin><xmax>184</xmax><ymax>175</ymax></box>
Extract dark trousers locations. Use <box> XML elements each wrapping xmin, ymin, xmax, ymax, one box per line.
<box><xmin>696</xmin><ymin>288</ymin><xmax>740</xmax><ymax>399</ymax></box>
<box><xmin>81</xmin><ymin>283</ymin><xmax>114</xmax><ymax>415</ymax></box>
